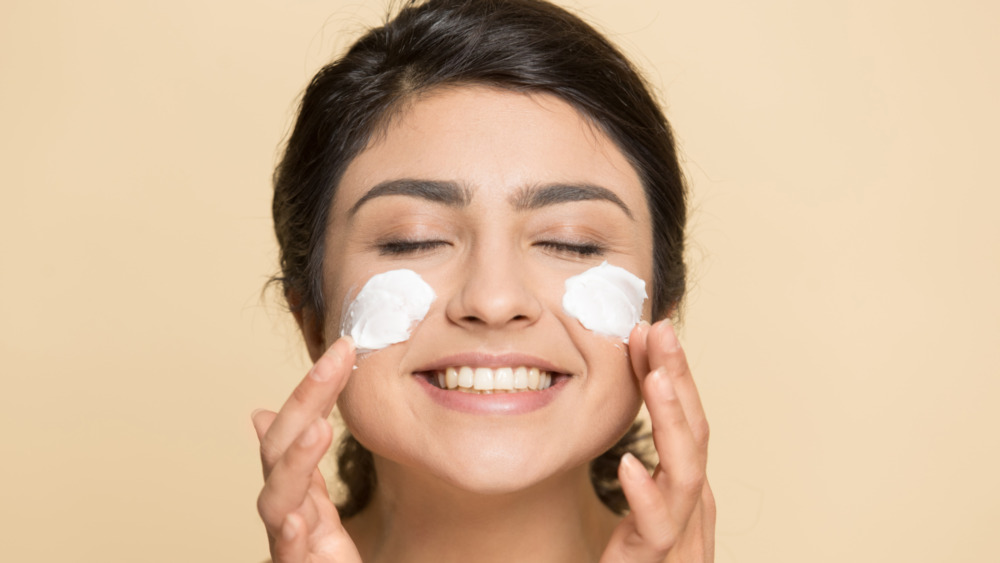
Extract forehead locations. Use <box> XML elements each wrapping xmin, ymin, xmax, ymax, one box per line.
<box><xmin>334</xmin><ymin>85</ymin><xmax>647</xmax><ymax>218</ymax></box>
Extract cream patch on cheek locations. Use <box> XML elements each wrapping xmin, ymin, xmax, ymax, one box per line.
<box><xmin>562</xmin><ymin>261</ymin><xmax>647</xmax><ymax>343</ymax></box>
<box><xmin>340</xmin><ymin>269</ymin><xmax>436</xmax><ymax>352</ymax></box>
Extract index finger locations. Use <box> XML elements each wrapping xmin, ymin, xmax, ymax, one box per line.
<box><xmin>645</xmin><ymin>321</ymin><xmax>708</xmax><ymax>447</ymax></box>
<box><xmin>257</xmin><ymin>336</ymin><xmax>355</xmax><ymax>475</ymax></box>
<box><xmin>628</xmin><ymin>321</ymin><xmax>651</xmax><ymax>382</ymax></box>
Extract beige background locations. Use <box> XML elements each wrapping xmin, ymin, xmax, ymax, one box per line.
<box><xmin>2</xmin><ymin>0</ymin><xmax>997</xmax><ymax>561</ymax></box>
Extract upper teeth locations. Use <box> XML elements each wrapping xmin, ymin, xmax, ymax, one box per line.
<box><xmin>434</xmin><ymin>366</ymin><xmax>553</xmax><ymax>393</ymax></box>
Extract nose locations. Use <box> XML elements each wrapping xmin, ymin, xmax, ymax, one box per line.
<box><xmin>445</xmin><ymin>245</ymin><xmax>543</xmax><ymax>330</ymax></box>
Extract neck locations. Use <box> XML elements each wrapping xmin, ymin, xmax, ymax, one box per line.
<box><xmin>343</xmin><ymin>456</ymin><xmax>620</xmax><ymax>563</ymax></box>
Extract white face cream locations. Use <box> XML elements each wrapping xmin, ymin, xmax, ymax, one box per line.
<box><xmin>562</xmin><ymin>261</ymin><xmax>647</xmax><ymax>343</ymax></box>
<box><xmin>340</xmin><ymin>269</ymin><xmax>436</xmax><ymax>352</ymax></box>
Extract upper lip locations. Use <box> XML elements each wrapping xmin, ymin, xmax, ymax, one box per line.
<box><xmin>413</xmin><ymin>352</ymin><xmax>570</xmax><ymax>375</ymax></box>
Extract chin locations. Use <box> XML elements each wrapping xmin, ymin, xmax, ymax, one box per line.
<box><xmin>360</xmin><ymin>413</ymin><xmax>637</xmax><ymax>500</ymax></box>
<box><xmin>407</xmin><ymin>444</ymin><xmax>587</xmax><ymax>497</ymax></box>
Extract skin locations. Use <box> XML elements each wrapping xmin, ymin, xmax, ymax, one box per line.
<box><xmin>253</xmin><ymin>86</ymin><xmax>714</xmax><ymax>562</ymax></box>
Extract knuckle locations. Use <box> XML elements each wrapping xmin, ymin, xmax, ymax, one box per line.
<box><xmin>675</xmin><ymin>466</ymin><xmax>706</xmax><ymax>495</ymax></box>
<box><xmin>657</xmin><ymin>416</ymin><xmax>686</xmax><ymax>440</ymax></box>
<box><xmin>259</xmin><ymin>440</ymin><xmax>282</xmax><ymax>467</ymax></box>
<box><xmin>654</xmin><ymin>535</ymin><xmax>677</xmax><ymax>554</ymax></box>
<box><xmin>702</xmin><ymin>483</ymin><xmax>717</xmax><ymax>517</ymax></box>
<box><xmin>704</xmin><ymin>494</ymin><xmax>717</xmax><ymax>521</ymax></box>
<box><xmin>289</xmin><ymin>380</ymin><xmax>313</xmax><ymax>407</ymax></box>
<box><xmin>644</xmin><ymin>529</ymin><xmax>677</xmax><ymax>555</ymax></box>
<box><xmin>695</xmin><ymin>419</ymin><xmax>710</xmax><ymax>446</ymax></box>
<box><xmin>256</xmin><ymin>488</ymin><xmax>280</xmax><ymax>527</ymax></box>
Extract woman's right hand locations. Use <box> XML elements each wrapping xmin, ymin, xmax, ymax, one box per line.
<box><xmin>251</xmin><ymin>337</ymin><xmax>363</xmax><ymax>563</ymax></box>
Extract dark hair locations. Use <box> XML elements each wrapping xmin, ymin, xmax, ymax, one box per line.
<box><xmin>273</xmin><ymin>0</ymin><xmax>685</xmax><ymax>518</ymax></box>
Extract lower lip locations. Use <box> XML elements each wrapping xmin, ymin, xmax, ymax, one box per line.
<box><xmin>414</xmin><ymin>374</ymin><xmax>569</xmax><ymax>415</ymax></box>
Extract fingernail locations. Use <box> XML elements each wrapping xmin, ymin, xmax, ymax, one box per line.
<box><xmin>312</xmin><ymin>338</ymin><xmax>354</xmax><ymax>381</ymax></box>
<box><xmin>250</xmin><ymin>408</ymin><xmax>264</xmax><ymax>421</ymax></box>
<box><xmin>654</xmin><ymin>368</ymin><xmax>676</xmax><ymax>399</ymax></box>
<box><xmin>282</xmin><ymin>514</ymin><xmax>298</xmax><ymax>541</ymax></box>
<box><xmin>298</xmin><ymin>420</ymin><xmax>320</xmax><ymax>447</ymax></box>
<box><xmin>621</xmin><ymin>452</ymin><xmax>646</xmax><ymax>480</ymax></box>
<box><xmin>309</xmin><ymin>361</ymin><xmax>331</xmax><ymax>381</ymax></box>
<box><xmin>332</xmin><ymin>336</ymin><xmax>355</xmax><ymax>361</ymax></box>
<box><xmin>340</xmin><ymin>335</ymin><xmax>355</xmax><ymax>352</ymax></box>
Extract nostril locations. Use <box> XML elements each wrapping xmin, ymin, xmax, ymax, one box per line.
<box><xmin>458</xmin><ymin>313</ymin><xmax>529</xmax><ymax>326</ymax></box>
<box><xmin>447</xmin><ymin>282</ymin><xmax>543</xmax><ymax>328</ymax></box>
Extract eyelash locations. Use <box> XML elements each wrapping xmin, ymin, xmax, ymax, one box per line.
<box><xmin>377</xmin><ymin>239</ymin><xmax>449</xmax><ymax>256</ymax></box>
<box><xmin>376</xmin><ymin>239</ymin><xmax>606</xmax><ymax>257</ymax></box>
<box><xmin>536</xmin><ymin>241</ymin><xmax>605</xmax><ymax>257</ymax></box>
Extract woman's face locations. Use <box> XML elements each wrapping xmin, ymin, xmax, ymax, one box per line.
<box><xmin>320</xmin><ymin>85</ymin><xmax>653</xmax><ymax>493</ymax></box>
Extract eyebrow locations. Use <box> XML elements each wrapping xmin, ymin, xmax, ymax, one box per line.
<box><xmin>348</xmin><ymin>179</ymin><xmax>471</xmax><ymax>216</ymax></box>
<box><xmin>348</xmin><ymin>179</ymin><xmax>633</xmax><ymax>220</ymax></box>
<box><xmin>510</xmin><ymin>183</ymin><xmax>634</xmax><ymax>220</ymax></box>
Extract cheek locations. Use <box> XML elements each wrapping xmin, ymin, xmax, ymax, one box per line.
<box><xmin>562</xmin><ymin>262</ymin><xmax>648</xmax><ymax>342</ymax></box>
<box><xmin>322</xmin><ymin>263</ymin><xmax>439</xmax><ymax>350</ymax></box>
<box><xmin>339</xmin><ymin>269</ymin><xmax>436</xmax><ymax>351</ymax></box>
<box><xmin>563</xmin><ymin>312</ymin><xmax>643</xmax><ymax>423</ymax></box>
<box><xmin>335</xmin><ymin>354</ymin><xmax>402</xmax><ymax>448</ymax></box>
<box><xmin>335</xmin><ymin>369</ymin><xmax>372</xmax><ymax>428</ymax></box>
<box><xmin>594</xmin><ymin>354</ymin><xmax>644</xmax><ymax>447</ymax></box>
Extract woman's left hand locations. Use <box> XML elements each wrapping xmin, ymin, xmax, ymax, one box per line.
<box><xmin>600</xmin><ymin>320</ymin><xmax>716</xmax><ymax>563</ymax></box>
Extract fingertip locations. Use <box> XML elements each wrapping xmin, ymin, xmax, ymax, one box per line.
<box><xmin>618</xmin><ymin>452</ymin><xmax>659</xmax><ymax>519</ymax></box>
<box><xmin>333</xmin><ymin>335</ymin><xmax>356</xmax><ymax>360</ymax></box>
<box><xmin>251</xmin><ymin>409</ymin><xmax>276</xmax><ymax>439</ymax></box>
<box><xmin>311</xmin><ymin>339</ymin><xmax>351</xmax><ymax>382</ymax></box>
<box><xmin>313</xmin><ymin>336</ymin><xmax>356</xmax><ymax>378</ymax></box>
<box><xmin>250</xmin><ymin>409</ymin><xmax>263</xmax><ymax>437</ymax></box>
<box><xmin>645</xmin><ymin>320</ymin><xmax>685</xmax><ymax>371</ymax></box>
<box><xmin>340</xmin><ymin>334</ymin><xmax>356</xmax><ymax>351</ymax></box>
<box><xmin>628</xmin><ymin>323</ymin><xmax>651</xmax><ymax>379</ymax></box>
<box><xmin>617</xmin><ymin>453</ymin><xmax>640</xmax><ymax>503</ymax></box>
<box><xmin>630</xmin><ymin>321</ymin><xmax>650</xmax><ymax>346</ymax></box>
<box><xmin>620</xmin><ymin>452</ymin><xmax>648</xmax><ymax>482</ymax></box>
<box><xmin>653</xmin><ymin>319</ymin><xmax>680</xmax><ymax>352</ymax></box>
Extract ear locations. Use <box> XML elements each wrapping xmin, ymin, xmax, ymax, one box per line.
<box><xmin>288</xmin><ymin>290</ymin><xmax>326</xmax><ymax>363</ymax></box>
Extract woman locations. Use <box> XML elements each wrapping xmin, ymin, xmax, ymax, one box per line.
<box><xmin>252</xmin><ymin>0</ymin><xmax>714</xmax><ymax>561</ymax></box>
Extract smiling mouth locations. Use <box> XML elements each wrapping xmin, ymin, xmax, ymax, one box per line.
<box><xmin>420</xmin><ymin>366</ymin><xmax>560</xmax><ymax>394</ymax></box>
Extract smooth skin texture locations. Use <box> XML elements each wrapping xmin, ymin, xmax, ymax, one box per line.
<box><xmin>253</xmin><ymin>87</ymin><xmax>714</xmax><ymax>562</ymax></box>
<box><xmin>252</xmin><ymin>323</ymin><xmax>713</xmax><ymax>562</ymax></box>
<box><xmin>321</xmin><ymin>87</ymin><xmax>651</xmax><ymax>510</ymax></box>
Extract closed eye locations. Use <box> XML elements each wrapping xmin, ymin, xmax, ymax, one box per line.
<box><xmin>376</xmin><ymin>239</ymin><xmax>450</xmax><ymax>256</ymax></box>
<box><xmin>535</xmin><ymin>240</ymin><xmax>606</xmax><ymax>257</ymax></box>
